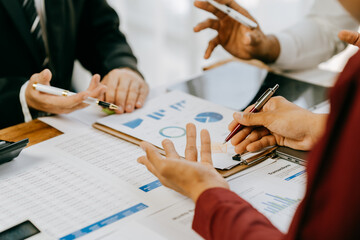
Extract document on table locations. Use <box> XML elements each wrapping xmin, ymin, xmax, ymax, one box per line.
<box><xmin>96</xmin><ymin>91</ymin><xmax>240</xmax><ymax>170</ymax></box>
<box><xmin>0</xmin><ymin>129</ymin><xmax>196</xmax><ymax>240</ymax></box>
<box><xmin>228</xmin><ymin>158</ymin><xmax>307</xmax><ymax>233</ymax></box>
<box><xmin>0</xmin><ymin>127</ymin><xmax>306</xmax><ymax>239</ymax></box>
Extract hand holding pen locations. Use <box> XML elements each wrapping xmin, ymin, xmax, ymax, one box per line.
<box><xmin>228</xmin><ymin>93</ymin><xmax>326</xmax><ymax>154</ymax></box>
<box><xmin>225</xmin><ymin>84</ymin><xmax>279</xmax><ymax>143</ymax></box>
<box><xmin>193</xmin><ymin>0</ymin><xmax>281</xmax><ymax>63</ymax></box>
<box><xmin>25</xmin><ymin>69</ymin><xmax>107</xmax><ymax>114</ymax></box>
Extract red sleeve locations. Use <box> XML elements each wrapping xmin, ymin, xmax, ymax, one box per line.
<box><xmin>192</xmin><ymin>188</ymin><xmax>284</xmax><ymax>240</ymax></box>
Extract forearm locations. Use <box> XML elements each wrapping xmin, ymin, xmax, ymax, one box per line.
<box><xmin>272</xmin><ymin>0</ymin><xmax>358</xmax><ymax>70</ymax></box>
<box><xmin>193</xmin><ymin>188</ymin><xmax>284</xmax><ymax>240</ymax></box>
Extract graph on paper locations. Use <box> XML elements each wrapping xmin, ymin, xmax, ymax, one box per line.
<box><xmin>194</xmin><ymin>112</ymin><xmax>223</xmax><ymax>123</ymax></box>
<box><xmin>261</xmin><ymin>193</ymin><xmax>301</xmax><ymax>214</ymax></box>
<box><xmin>96</xmin><ymin>91</ymin><xmax>239</xmax><ymax>169</ymax></box>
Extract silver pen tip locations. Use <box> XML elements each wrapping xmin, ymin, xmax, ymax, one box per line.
<box><xmin>272</xmin><ymin>84</ymin><xmax>279</xmax><ymax>91</ymax></box>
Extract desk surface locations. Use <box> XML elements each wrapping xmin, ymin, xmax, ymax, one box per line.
<box><xmin>0</xmin><ymin>119</ymin><xmax>62</xmax><ymax>147</ymax></box>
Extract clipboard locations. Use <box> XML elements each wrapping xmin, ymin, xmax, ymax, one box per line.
<box><xmin>93</xmin><ymin>122</ymin><xmax>280</xmax><ymax>178</ymax></box>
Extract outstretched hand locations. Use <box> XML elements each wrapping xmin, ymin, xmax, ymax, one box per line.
<box><xmin>138</xmin><ymin>123</ymin><xmax>229</xmax><ymax>202</ymax></box>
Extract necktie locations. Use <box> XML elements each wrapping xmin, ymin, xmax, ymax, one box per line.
<box><xmin>21</xmin><ymin>0</ymin><xmax>48</xmax><ymax>66</ymax></box>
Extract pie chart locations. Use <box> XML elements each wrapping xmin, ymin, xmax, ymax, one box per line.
<box><xmin>194</xmin><ymin>112</ymin><xmax>223</xmax><ymax>123</ymax></box>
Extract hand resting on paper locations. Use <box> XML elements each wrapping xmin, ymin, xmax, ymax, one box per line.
<box><xmin>137</xmin><ymin>123</ymin><xmax>229</xmax><ymax>202</ymax></box>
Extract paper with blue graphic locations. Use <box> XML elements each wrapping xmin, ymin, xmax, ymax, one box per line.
<box><xmin>96</xmin><ymin>91</ymin><xmax>240</xmax><ymax>169</ymax></box>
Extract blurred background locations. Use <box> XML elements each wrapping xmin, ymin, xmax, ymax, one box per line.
<box><xmin>73</xmin><ymin>0</ymin><xmax>357</xmax><ymax>91</ymax></box>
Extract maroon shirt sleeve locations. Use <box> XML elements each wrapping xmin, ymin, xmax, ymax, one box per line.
<box><xmin>192</xmin><ymin>188</ymin><xmax>284</xmax><ymax>240</ymax></box>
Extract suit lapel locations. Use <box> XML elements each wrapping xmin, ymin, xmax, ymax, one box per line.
<box><xmin>0</xmin><ymin>0</ymin><xmax>42</xmax><ymax>67</ymax></box>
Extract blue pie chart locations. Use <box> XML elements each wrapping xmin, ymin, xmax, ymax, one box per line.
<box><xmin>194</xmin><ymin>112</ymin><xmax>223</xmax><ymax>123</ymax></box>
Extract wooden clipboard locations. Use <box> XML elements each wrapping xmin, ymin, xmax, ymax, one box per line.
<box><xmin>93</xmin><ymin>122</ymin><xmax>277</xmax><ymax>178</ymax></box>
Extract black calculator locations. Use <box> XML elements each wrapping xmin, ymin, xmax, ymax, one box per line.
<box><xmin>0</xmin><ymin>139</ymin><xmax>29</xmax><ymax>165</ymax></box>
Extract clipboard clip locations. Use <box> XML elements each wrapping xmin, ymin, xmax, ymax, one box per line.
<box><xmin>232</xmin><ymin>146</ymin><xmax>278</xmax><ymax>166</ymax></box>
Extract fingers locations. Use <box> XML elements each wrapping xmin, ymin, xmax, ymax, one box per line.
<box><xmin>194</xmin><ymin>18</ymin><xmax>220</xmax><ymax>32</ymax></box>
<box><xmin>115</xmin><ymin>77</ymin><xmax>131</xmax><ymax>113</ymax></box>
<box><xmin>137</xmin><ymin>156</ymin><xmax>160</xmax><ymax>178</ymax></box>
<box><xmin>234</xmin><ymin>127</ymin><xmax>270</xmax><ymax>154</ymax></box>
<box><xmin>51</xmin><ymin>91</ymin><xmax>90</xmax><ymax>109</ymax></box>
<box><xmin>233</xmin><ymin>111</ymin><xmax>268</xmax><ymax>127</ymax></box>
<box><xmin>185</xmin><ymin>123</ymin><xmax>198</xmax><ymax>162</ymax></box>
<box><xmin>228</xmin><ymin>119</ymin><xmax>238</xmax><ymax>131</ymax></box>
<box><xmin>162</xmin><ymin>139</ymin><xmax>180</xmax><ymax>159</ymax></box>
<box><xmin>125</xmin><ymin>80</ymin><xmax>140</xmax><ymax>113</ymax></box>
<box><xmin>228</xmin><ymin>105</ymin><xmax>256</xmax><ymax>131</ymax></box>
<box><xmin>246</xmin><ymin>135</ymin><xmax>276</xmax><ymax>152</ymax></box>
<box><xmin>205</xmin><ymin>36</ymin><xmax>220</xmax><ymax>59</ymax></box>
<box><xmin>87</xmin><ymin>74</ymin><xmax>106</xmax><ymax>99</ymax></box>
<box><xmin>104</xmin><ymin>74</ymin><xmax>118</xmax><ymax>107</ymax></box>
<box><xmin>87</xmin><ymin>74</ymin><xmax>101</xmax><ymax>90</ymax></box>
<box><xmin>338</xmin><ymin>30</ymin><xmax>360</xmax><ymax>47</ymax></box>
<box><xmin>30</xmin><ymin>69</ymin><xmax>52</xmax><ymax>85</ymax></box>
<box><xmin>230</xmin><ymin>126</ymin><xmax>253</xmax><ymax>146</ymax></box>
<box><xmin>194</xmin><ymin>1</ymin><xmax>227</xmax><ymax>19</ymax></box>
<box><xmin>140</xmin><ymin>142</ymin><xmax>164</xmax><ymax>167</ymax></box>
<box><xmin>200</xmin><ymin>129</ymin><xmax>212</xmax><ymax>165</ymax></box>
<box><xmin>135</xmin><ymin>83</ymin><xmax>149</xmax><ymax>108</ymax></box>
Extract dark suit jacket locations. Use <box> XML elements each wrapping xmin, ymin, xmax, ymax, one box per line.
<box><xmin>0</xmin><ymin>0</ymin><xmax>140</xmax><ymax>129</ymax></box>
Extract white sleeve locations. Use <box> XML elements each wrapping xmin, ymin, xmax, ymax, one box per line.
<box><xmin>272</xmin><ymin>0</ymin><xmax>358</xmax><ymax>70</ymax></box>
<box><xmin>19</xmin><ymin>81</ymin><xmax>33</xmax><ymax>122</ymax></box>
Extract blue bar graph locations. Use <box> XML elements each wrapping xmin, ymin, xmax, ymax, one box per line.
<box><xmin>139</xmin><ymin>180</ymin><xmax>162</xmax><ymax>192</ymax></box>
<box><xmin>60</xmin><ymin>203</ymin><xmax>148</xmax><ymax>240</ymax></box>
<box><xmin>262</xmin><ymin>193</ymin><xmax>300</xmax><ymax>214</ymax></box>
<box><xmin>285</xmin><ymin>170</ymin><xmax>305</xmax><ymax>181</ymax></box>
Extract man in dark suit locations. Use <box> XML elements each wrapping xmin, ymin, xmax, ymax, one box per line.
<box><xmin>0</xmin><ymin>0</ymin><xmax>149</xmax><ymax>129</ymax></box>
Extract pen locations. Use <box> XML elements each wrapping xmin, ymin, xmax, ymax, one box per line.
<box><xmin>224</xmin><ymin>84</ymin><xmax>279</xmax><ymax>143</ymax></box>
<box><xmin>206</xmin><ymin>0</ymin><xmax>258</xmax><ymax>29</ymax></box>
<box><xmin>32</xmin><ymin>83</ymin><xmax>119</xmax><ymax>110</ymax></box>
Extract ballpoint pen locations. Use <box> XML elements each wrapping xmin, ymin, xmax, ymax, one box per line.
<box><xmin>224</xmin><ymin>84</ymin><xmax>279</xmax><ymax>143</ymax></box>
<box><xmin>32</xmin><ymin>83</ymin><xmax>119</xmax><ymax>110</ymax></box>
<box><xmin>206</xmin><ymin>0</ymin><xmax>258</xmax><ymax>29</ymax></box>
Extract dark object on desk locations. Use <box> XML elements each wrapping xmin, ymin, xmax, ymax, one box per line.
<box><xmin>232</xmin><ymin>146</ymin><xmax>308</xmax><ymax>166</ymax></box>
<box><xmin>0</xmin><ymin>138</ymin><xmax>29</xmax><ymax>165</ymax></box>
<box><xmin>168</xmin><ymin>62</ymin><xmax>329</xmax><ymax>111</ymax></box>
<box><xmin>275</xmin><ymin>146</ymin><xmax>308</xmax><ymax>166</ymax></box>
<box><xmin>0</xmin><ymin>220</ymin><xmax>40</xmax><ymax>240</ymax></box>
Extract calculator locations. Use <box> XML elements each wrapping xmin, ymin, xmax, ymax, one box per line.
<box><xmin>0</xmin><ymin>139</ymin><xmax>29</xmax><ymax>165</ymax></box>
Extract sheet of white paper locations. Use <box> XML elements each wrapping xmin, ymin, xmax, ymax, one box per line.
<box><xmin>228</xmin><ymin>158</ymin><xmax>306</xmax><ymax>233</ymax></box>
<box><xmin>39</xmin><ymin>105</ymin><xmax>108</xmax><ymax>133</ymax></box>
<box><xmin>137</xmin><ymin>199</ymin><xmax>202</xmax><ymax>240</ymax></box>
<box><xmin>240</xmin><ymin>145</ymin><xmax>276</xmax><ymax>161</ymax></box>
<box><xmin>0</xmin><ymin>142</ymin><xmax>155</xmax><ymax>239</ymax></box>
<box><xmin>97</xmin><ymin>91</ymin><xmax>240</xmax><ymax>170</ymax></box>
<box><xmin>310</xmin><ymin>100</ymin><xmax>330</xmax><ymax>114</ymax></box>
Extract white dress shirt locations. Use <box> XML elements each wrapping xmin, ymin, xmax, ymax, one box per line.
<box><xmin>273</xmin><ymin>0</ymin><xmax>358</xmax><ymax>70</ymax></box>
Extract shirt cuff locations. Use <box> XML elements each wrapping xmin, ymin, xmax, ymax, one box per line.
<box><xmin>19</xmin><ymin>81</ymin><xmax>33</xmax><ymax>122</ymax></box>
<box><xmin>271</xmin><ymin>32</ymin><xmax>298</xmax><ymax>70</ymax></box>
